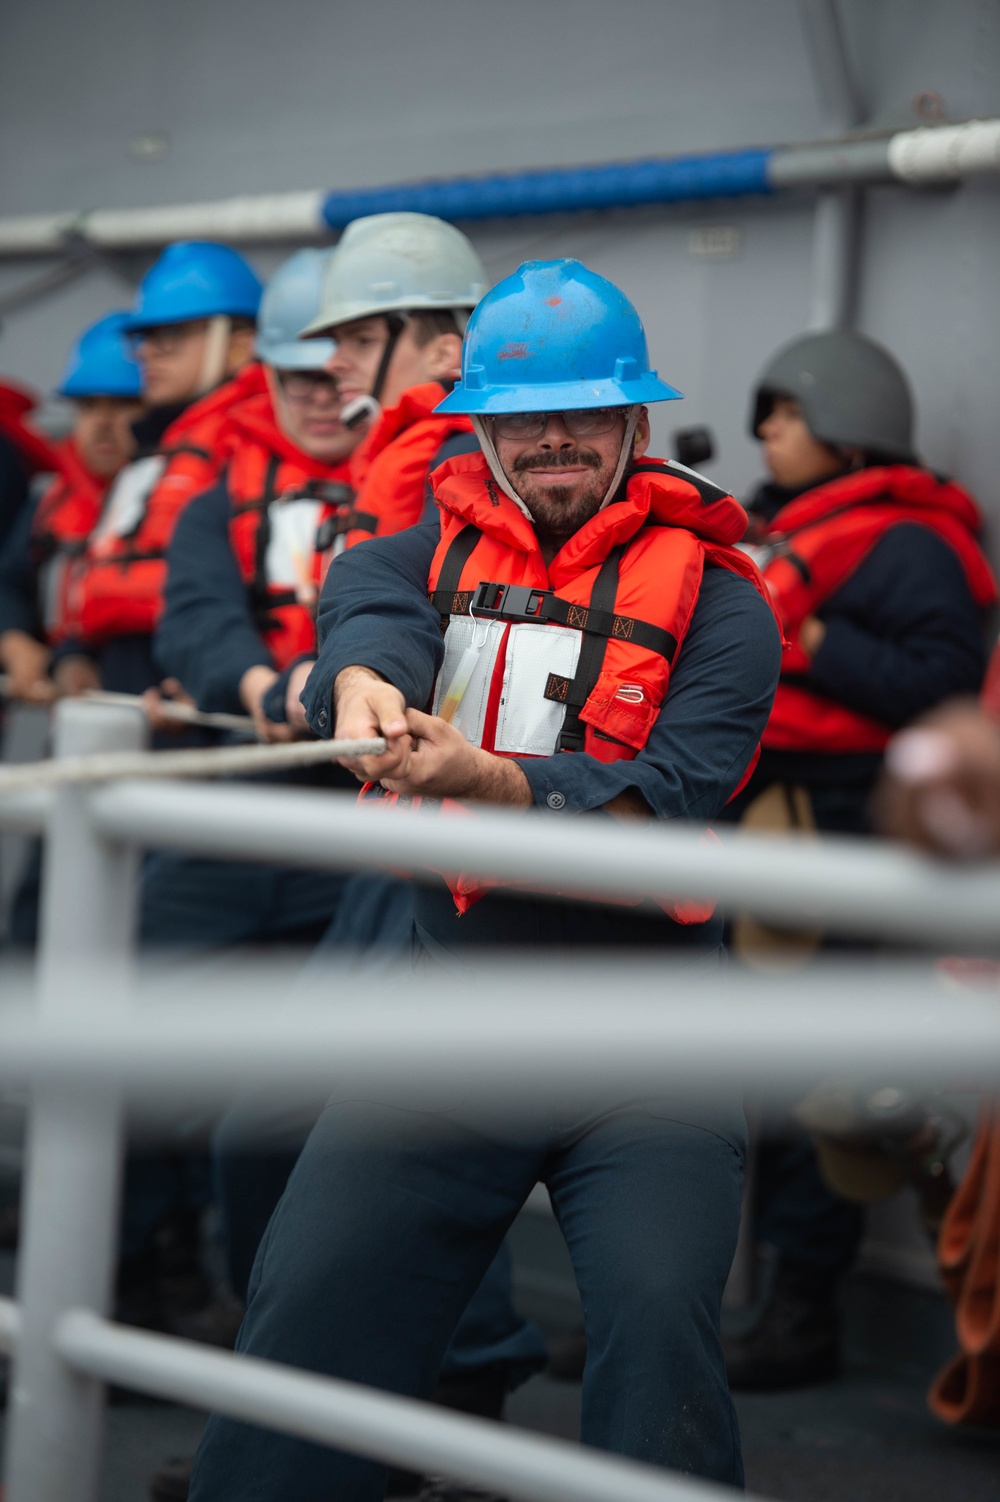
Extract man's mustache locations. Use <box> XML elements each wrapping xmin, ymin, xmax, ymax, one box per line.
<box><xmin>512</xmin><ymin>448</ymin><xmax>602</xmax><ymax>473</ymax></box>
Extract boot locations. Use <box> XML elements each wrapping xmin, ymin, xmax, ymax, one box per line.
<box><xmin>723</xmin><ymin>1262</ymin><xmax>840</xmax><ymax>1390</ymax></box>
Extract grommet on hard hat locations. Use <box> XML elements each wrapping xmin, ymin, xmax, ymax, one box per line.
<box><xmin>750</xmin><ymin>330</ymin><xmax>917</xmax><ymax>464</ymax></box>
<box><xmin>123</xmin><ymin>241</ymin><xmax>263</xmax><ymax>334</ymax></box>
<box><xmin>299</xmin><ymin>212</ymin><xmax>487</xmax><ymax>339</ymax></box>
<box><xmin>436</xmin><ymin>259</ymin><xmax>682</xmax><ymax>517</ymax></box>
<box><xmin>255</xmin><ymin>249</ymin><xmax>335</xmax><ymax>370</ymax></box>
<box><xmin>56</xmin><ymin>312</ymin><xmax>143</xmax><ymax>400</ymax></box>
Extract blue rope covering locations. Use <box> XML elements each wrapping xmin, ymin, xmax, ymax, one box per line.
<box><xmin>320</xmin><ymin>148</ymin><xmax>775</xmax><ymax>229</ymax></box>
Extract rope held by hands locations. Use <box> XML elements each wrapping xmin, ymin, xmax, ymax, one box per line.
<box><xmin>0</xmin><ymin>737</ymin><xmax>387</xmax><ymax>795</ymax></box>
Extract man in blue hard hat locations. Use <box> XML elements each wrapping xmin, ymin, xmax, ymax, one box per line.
<box><xmin>0</xmin><ymin>312</ymin><xmax>143</xmax><ymax>703</ymax></box>
<box><xmin>60</xmin><ymin>240</ymin><xmax>263</xmax><ymax>700</ymax></box>
<box><xmin>190</xmin><ymin>260</ymin><xmax>782</xmax><ymax>1498</ymax></box>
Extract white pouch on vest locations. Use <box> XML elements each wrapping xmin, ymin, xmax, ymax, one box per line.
<box><xmin>265</xmin><ymin>497</ymin><xmax>325</xmax><ymax>599</ymax></box>
<box><xmin>90</xmin><ymin>455</ymin><xmax>166</xmax><ymax>543</ymax></box>
<box><xmin>433</xmin><ymin>616</ymin><xmax>506</xmax><ymax>743</ymax></box>
<box><xmin>495</xmin><ymin>622</ymin><xmax>581</xmax><ymax>756</ymax></box>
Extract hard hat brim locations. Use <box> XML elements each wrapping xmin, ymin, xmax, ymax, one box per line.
<box><xmin>435</xmin><ymin>372</ymin><xmax>683</xmax><ymax>415</ymax></box>
<box><xmin>57</xmin><ymin>376</ymin><xmax>143</xmax><ymax>399</ymax></box>
<box><xmin>256</xmin><ymin>338</ymin><xmax>334</xmax><ymax>371</ymax></box>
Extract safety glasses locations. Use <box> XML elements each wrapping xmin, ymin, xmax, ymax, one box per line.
<box><xmin>488</xmin><ymin>407</ymin><xmax>624</xmax><ymax>441</ymax></box>
<box><xmin>276</xmin><ymin>369</ymin><xmax>340</xmax><ymax>402</ymax></box>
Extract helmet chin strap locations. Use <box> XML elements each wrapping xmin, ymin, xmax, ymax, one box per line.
<box><xmin>197</xmin><ymin>315</ymin><xmax>232</xmax><ymax>395</ymax></box>
<box><xmin>471</xmin><ymin>405</ymin><xmax>640</xmax><ymax>523</ymax></box>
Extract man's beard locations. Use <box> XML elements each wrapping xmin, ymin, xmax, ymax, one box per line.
<box><xmin>509</xmin><ymin>446</ymin><xmax>617</xmax><ymax>542</ymax></box>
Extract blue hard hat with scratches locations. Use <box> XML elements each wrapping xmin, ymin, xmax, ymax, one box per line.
<box><xmin>436</xmin><ymin>259</ymin><xmax>682</xmax><ymax>415</ymax></box>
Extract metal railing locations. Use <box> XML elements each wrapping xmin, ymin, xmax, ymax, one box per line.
<box><xmin>0</xmin><ymin>698</ymin><xmax>998</xmax><ymax>1502</ymax></box>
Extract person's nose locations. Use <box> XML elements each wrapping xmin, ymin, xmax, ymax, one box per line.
<box><xmin>325</xmin><ymin>348</ymin><xmax>348</xmax><ymax>378</ymax></box>
<box><xmin>536</xmin><ymin>414</ymin><xmax>575</xmax><ymax>449</ymax></box>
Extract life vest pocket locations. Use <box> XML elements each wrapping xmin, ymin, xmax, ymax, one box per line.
<box><xmin>580</xmin><ymin>669</ymin><xmax>661</xmax><ymax>751</ymax></box>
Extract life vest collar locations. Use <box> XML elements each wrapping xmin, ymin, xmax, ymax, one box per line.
<box><xmin>764</xmin><ymin>463</ymin><xmax>984</xmax><ymax>539</ymax></box>
<box><xmin>160</xmin><ymin>361</ymin><xmax>268</xmax><ymax>451</ymax></box>
<box><xmin>432</xmin><ymin>451</ymin><xmax>749</xmax><ymax>583</ymax></box>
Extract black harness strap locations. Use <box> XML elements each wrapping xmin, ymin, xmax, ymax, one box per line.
<box><xmin>467</xmin><ymin>580</ymin><xmax>678</xmax><ymax>662</ymax></box>
<box><xmin>557</xmin><ymin>544</ymin><xmax>625</xmax><ymax>753</ymax></box>
<box><xmin>250</xmin><ymin>455</ymin><xmax>283</xmax><ymax>615</ymax></box>
<box><xmin>158</xmin><ymin>442</ymin><xmax>213</xmax><ymax>463</ymax></box>
<box><xmin>429</xmin><ymin>524</ymin><xmax>483</xmax><ymax>626</ymax></box>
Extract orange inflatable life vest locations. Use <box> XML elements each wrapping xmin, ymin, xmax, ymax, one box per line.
<box><xmin>67</xmin><ymin>363</ymin><xmax>267</xmax><ymax>646</ymax></box>
<box><xmin>345</xmin><ymin>381</ymin><xmax>473</xmax><ymax>550</ymax></box>
<box><xmin>371</xmin><ymin>452</ymin><xmax>774</xmax><ymax>919</ymax></box>
<box><xmin>754</xmin><ymin>465</ymin><xmax>999</xmax><ymax>755</ymax></box>
<box><xmin>0</xmin><ymin>379</ymin><xmax>60</xmax><ymax>478</ymax></box>
<box><xmin>221</xmin><ymin>392</ymin><xmax>355</xmax><ymax>672</ymax></box>
<box><xmin>30</xmin><ymin>439</ymin><xmax>109</xmax><ymax>643</ymax></box>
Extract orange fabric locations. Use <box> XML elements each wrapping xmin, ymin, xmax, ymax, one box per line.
<box><xmin>344</xmin><ymin>381</ymin><xmax>473</xmax><ymax>549</ymax></box>
<box><xmin>223</xmin><ymin>392</ymin><xmax>353</xmax><ymax>671</ymax></box>
<box><xmin>760</xmin><ymin>466</ymin><xmax>998</xmax><ymax>754</ymax></box>
<box><xmin>0</xmin><ymin>379</ymin><xmax>60</xmax><ymax>477</ymax></box>
<box><xmin>930</xmin><ymin>1104</ymin><xmax>1000</xmax><ymax>1426</ymax></box>
<box><xmin>385</xmin><ymin>453</ymin><xmax>773</xmax><ymax>920</ymax></box>
<box><xmin>68</xmin><ymin>363</ymin><xmax>267</xmax><ymax>645</ymax></box>
<box><xmin>30</xmin><ymin>439</ymin><xmax>110</xmax><ymax>643</ymax></box>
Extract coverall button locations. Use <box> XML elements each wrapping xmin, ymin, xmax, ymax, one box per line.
<box><xmin>317</xmin><ymin>707</ymin><xmax>329</xmax><ymax>728</ymax></box>
<box><xmin>546</xmin><ymin>790</ymin><xmax>567</xmax><ymax>810</ymax></box>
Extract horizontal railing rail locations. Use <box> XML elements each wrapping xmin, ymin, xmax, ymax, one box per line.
<box><xmin>0</xmin><ymin>963</ymin><xmax>995</xmax><ymax>1099</ymax></box>
<box><xmin>1</xmin><ymin>700</ymin><xmax>997</xmax><ymax>1502</ymax></box>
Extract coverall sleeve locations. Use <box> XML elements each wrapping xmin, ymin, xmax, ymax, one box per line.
<box><xmin>805</xmin><ymin>525</ymin><xmax>987</xmax><ymax>729</ymax></box>
<box><xmin>512</xmin><ymin>568</ymin><xmax>782</xmax><ymax>820</ymax></box>
<box><xmin>303</xmin><ymin>522</ymin><xmax>444</xmax><ymax>734</ymax></box>
<box><xmin>0</xmin><ymin>498</ymin><xmax>41</xmax><ymax>639</ymax></box>
<box><xmin>0</xmin><ymin>436</ymin><xmax>29</xmax><ymax>556</ymax></box>
<box><xmin>155</xmin><ymin>484</ymin><xmax>272</xmax><ymax>713</ymax></box>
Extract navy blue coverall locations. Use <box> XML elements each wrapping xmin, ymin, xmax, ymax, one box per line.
<box><xmin>189</xmin><ymin>519</ymin><xmax>782</xmax><ymax>1500</ymax></box>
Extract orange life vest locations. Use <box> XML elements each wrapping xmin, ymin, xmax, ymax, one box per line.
<box><xmin>754</xmin><ymin>465</ymin><xmax>998</xmax><ymax>755</ymax></box>
<box><xmin>221</xmin><ymin>392</ymin><xmax>355</xmax><ymax>671</ymax></box>
<box><xmin>30</xmin><ymin>439</ymin><xmax>108</xmax><ymax>643</ymax></box>
<box><xmin>374</xmin><ymin>452</ymin><xmax>772</xmax><ymax>918</ymax></box>
<box><xmin>0</xmin><ymin>379</ymin><xmax>60</xmax><ymax>478</ymax></box>
<box><xmin>67</xmin><ymin>363</ymin><xmax>267</xmax><ymax>645</ymax></box>
<box><xmin>344</xmin><ymin>381</ymin><xmax>473</xmax><ymax>550</ymax></box>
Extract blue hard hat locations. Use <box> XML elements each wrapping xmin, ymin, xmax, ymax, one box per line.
<box><xmin>57</xmin><ymin>312</ymin><xmax>143</xmax><ymax>399</ymax></box>
<box><xmin>256</xmin><ymin>249</ymin><xmax>335</xmax><ymax>370</ymax></box>
<box><xmin>436</xmin><ymin>258</ymin><xmax>682</xmax><ymax>415</ymax></box>
<box><xmin>124</xmin><ymin>241</ymin><xmax>263</xmax><ymax>333</ymax></box>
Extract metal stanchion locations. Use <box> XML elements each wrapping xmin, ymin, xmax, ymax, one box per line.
<box><xmin>4</xmin><ymin>701</ymin><xmax>145</xmax><ymax>1502</ymax></box>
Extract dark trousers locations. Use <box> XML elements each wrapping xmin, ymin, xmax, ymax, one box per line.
<box><xmin>190</xmin><ymin>1094</ymin><xmax>746</xmax><ymax>1499</ymax></box>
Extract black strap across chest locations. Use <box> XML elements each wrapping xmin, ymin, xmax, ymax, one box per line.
<box><xmin>429</xmin><ymin>526</ymin><xmax>679</xmax><ymax>752</ymax></box>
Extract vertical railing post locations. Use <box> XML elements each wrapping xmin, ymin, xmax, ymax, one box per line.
<box><xmin>4</xmin><ymin>701</ymin><xmax>146</xmax><ymax>1502</ymax></box>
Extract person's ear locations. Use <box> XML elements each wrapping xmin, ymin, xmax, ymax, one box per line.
<box><xmin>226</xmin><ymin>324</ymin><xmax>258</xmax><ymax>375</ymax></box>
<box><xmin>632</xmin><ymin>406</ymin><xmax>651</xmax><ymax>459</ymax></box>
<box><xmin>424</xmin><ymin>331</ymin><xmax>464</xmax><ymax>382</ymax></box>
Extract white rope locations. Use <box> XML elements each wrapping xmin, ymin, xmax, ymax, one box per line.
<box><xmin>0</xmin><ymin>676</ymin><xmax>258</xmax><ymax>734</ymax></box>
<box><xmin>0</xmin><ymin>737</ymin><xmax>386</xmax><ymax>794</ymax></box>
<box><xmin>81</xmin><ymin>690</ymin><xmax>256</xmax><ymax>735</ymax></box>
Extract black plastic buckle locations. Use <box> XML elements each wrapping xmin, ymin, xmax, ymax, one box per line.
<box><xmin>471</xmin><ymin>581</ymin><xmax>552</xmax><ymax>622</ymax></box>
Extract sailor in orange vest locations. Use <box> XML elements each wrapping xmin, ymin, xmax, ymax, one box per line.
<box><xmin>240</xmin><ymin>211</ymin><xmax>490</xmax><ymax>735</ymax></box>
<box><xmin>0</xmin><ymin>314</ymin><xmax>143</xmax><ymax>702</ymax></box>
<box><xmin>0</xmin><ymin>376</ymin><xmax>61</xmax><ymax>554</ymax></box>
<box><xmin>189</xmin><ymin>262</ymin><xmax>782</xmax><ymax>1500</ymax></box>
<box><xmin>155</xmin><ymin>248</ymin><xmax>360</xmax><ymax>739</ymax></box>
<box><xmin>61</xmin><ymin>241</ymin><xmax>263</xmax><ymax>698</ymax></box>
<box><xmin>719</xmin><ymin>331</ymin><xmax>997</xmax><ymax>1395</ymax></box>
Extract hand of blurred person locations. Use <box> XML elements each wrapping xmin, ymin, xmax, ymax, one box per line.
<box><xmin>140</xmin><ymin>677</ymin><xmax>198</xmax><ymax>735</ymax></box>
<box><xmin>239</xmin><ymin>663</ymin><xmax>295</xmax><ymax>743</ymax></box>
<box><xmin>876</xmin><ymin>700</ymin><xmax>1000</xmax><ymax>859</ymax></box>
<box><xmin>51</xmin><ymin>652</ymin><xmax>101</xmax><ymax>698</ymax></box>
<box><xmin>0</xmin><ymin>629</ymin><xmax>56</xmax><ymax>703</ymax></box>
<box><xmin>285</xmin><ymin>659</ymin><xmax>315</xmax><ymax>735</ymax></box>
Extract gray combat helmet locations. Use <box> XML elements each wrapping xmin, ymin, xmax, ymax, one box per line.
<box><xmin>750</xmin><ymin>330</ymin><xmax>918</xmax><ymax>464</ymax></box>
